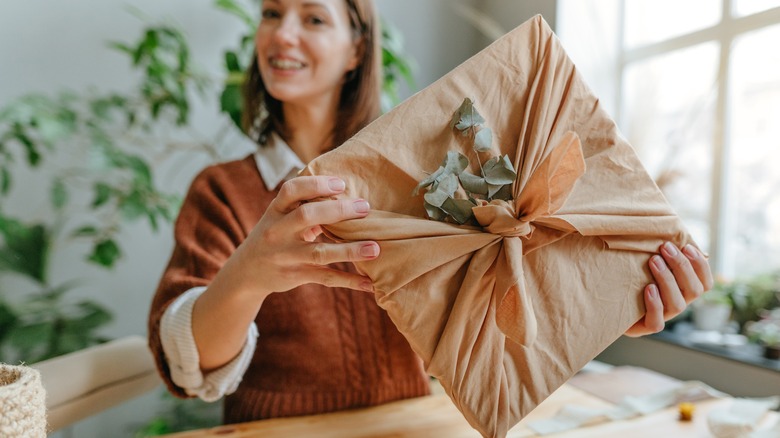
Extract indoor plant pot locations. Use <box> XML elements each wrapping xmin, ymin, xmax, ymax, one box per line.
<box><xmin>745</xmin><ymin>308</ymin><xmax>780</xmax><ymax>361</ymax></box>
<box><xmin>692</xmin><ymin>289</ymin><xmax>733</xmax><ymax>331</ymax></box>
<box><xmin>0</xmin><ymin>364</ymin><xmax>47</xmax><ymax>437</ymax></box>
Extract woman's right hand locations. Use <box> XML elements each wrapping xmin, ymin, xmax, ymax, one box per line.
<box><xmin>192</xmin><ymin>175</ymin><xmax>378</xmax><ymax>370</ymax></box>
<box><xmin>226</xmin><ymin>175</ymin><xmax>379</xmax><ymax>298</ymax></box>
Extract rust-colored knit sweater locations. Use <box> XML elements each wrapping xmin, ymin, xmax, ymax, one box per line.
<box><xmin>148</xmin><ymin>155</ymin><xmax>430</xmax><ymax>424</ymax></box>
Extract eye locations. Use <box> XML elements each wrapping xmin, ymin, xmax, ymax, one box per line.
<box><xmin>305</xmin><ymin>15</ymin><xmax>326</xmax><ymax>26</ymax></box>
<box><xmin>261</xmin><ymin>8</ymin><xmax>281</xmax><ymax>20</ymax></box>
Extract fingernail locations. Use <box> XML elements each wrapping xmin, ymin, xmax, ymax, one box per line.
<box><xmin>663</xmin><ymin>241</ymin><xmax>678</xmax><ymax>257</ymax></box>
<box><xmin>360</xmin><ymin>243</ymin><xmax>379</xmax><ymax>258</ymax></box>
<box><xmin>647</xmin><ymin>284</ymin><xmax>659</xmax><ymax>299</ymax></box>
<box><xmin>651</xmin><ymin>255</ymin><xmax>666</xmax><ymax>271</ymax></box>
<box><xmin>353</xmin><ymin>200</ymin><xmax>370</xmax><ymax>213</ymax></box>
<box><xmin>683</xmin><ymin>244</ymin><xmax>698</xmax><ymax>259</ymax></box>
<box><xmin>360</xmin><ymin>280</ymin><xmax>374</xmax><ymax>292</ymax></box>
<box><xmin>328</xmin><ymin>178</ymin><xmax>345</xmax><ymax>192</ymax></box>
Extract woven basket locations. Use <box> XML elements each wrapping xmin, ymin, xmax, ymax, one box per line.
<box><xmin>0</xmin><ymin>364</ymin><xmax>47</xmax><ymax>437</ymax></box>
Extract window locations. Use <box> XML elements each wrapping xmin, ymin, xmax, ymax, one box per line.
<box><xmin>559</xmin><ymin>1</ymin><xmax>780</xmax><ymax>278</ymax></box>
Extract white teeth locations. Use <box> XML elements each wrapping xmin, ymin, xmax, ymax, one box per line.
<box><xmin>270</xmin><ymin>58</ymin><xmax>304</xmax><ymax>70</ymax></box>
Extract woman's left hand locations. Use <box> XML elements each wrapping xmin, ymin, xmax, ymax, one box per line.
<box><xmin>625</xmin><ymin>242</ymin><xmax>714</xmax><ymax>337</ymax></box>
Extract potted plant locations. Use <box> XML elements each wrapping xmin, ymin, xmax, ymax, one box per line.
<box><xmin>691</xmin><ymin>279</ymin><xmax>733</xmax><ymax>331</ymax></box>
<box><xmin>745</xmin><ymin>308</ymin><xmax>780</xmax><ymax>360</ymax></box>
<box><xmin>730</xmin><ymin>272</ymin><xmax>780</xmax><ymax>330</ymax></box>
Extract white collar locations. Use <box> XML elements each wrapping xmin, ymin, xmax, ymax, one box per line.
<box><xmin>254</xmin><ymin>133</ymin><xmax>306</xmax><ymax>190</ymax></box>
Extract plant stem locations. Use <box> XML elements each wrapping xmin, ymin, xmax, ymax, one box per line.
<box><xmin>469</xmin><ymin>104</ymin><xmax>485</xmax><ymax>176</ymax></box>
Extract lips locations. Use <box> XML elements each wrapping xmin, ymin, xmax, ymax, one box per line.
<box><xmin>269</xmin><ymin>57</ymin><xmax>306</xmax><ymax>70</ymax></box>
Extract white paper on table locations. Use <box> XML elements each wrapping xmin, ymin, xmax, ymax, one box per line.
<box><xmin>527</xmin><ymin>381</ymin><xmax>727</xmax><ymax>435</ymax></box>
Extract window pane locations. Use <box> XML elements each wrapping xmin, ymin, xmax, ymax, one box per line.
<box><xmin>727</xmin><ymin>24</ymin><xmax>780</xmax><ymax>276</ymax></box>
<box><xmin>624</xmin><ymin>0</ymin><xmax>721</xmax><ymax>48</ymax></box>
<box><xmin>733</xmin><ymin>0</ymin><xmax>780</xmax><ymax>17</ymax></box>
<box><xmin>621</xmin><ymin>43</ymin><xmax>719</xmax><ymax>252</ymax></box>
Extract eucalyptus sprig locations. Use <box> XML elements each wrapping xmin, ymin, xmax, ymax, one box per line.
<box><xmin>414</xmin><ymin>98</ymin><xmax>517</xmax><ymax>224</ymax></box>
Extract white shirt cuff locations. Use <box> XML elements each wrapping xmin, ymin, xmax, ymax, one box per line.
<box><xmin>160</xmin><ymin>286</ymin><xmax>258</xmax><ymax>402</ymax></box>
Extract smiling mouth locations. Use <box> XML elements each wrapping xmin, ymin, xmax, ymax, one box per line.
<box><xmin>269</xmin><ymin>58</ymin><xmax>306</xmax><ymax>70</ymax></box>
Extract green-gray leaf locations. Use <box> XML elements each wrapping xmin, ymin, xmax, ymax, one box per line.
<box><xmin>442</xmin><ymin>151</ymin><xmax>469</xmax><ymax>175</ymax></box>
<box><xmin>483</xmin><ymin>155</ymin><xmax>517</xmax><ymax>185</ymax></box>
<box><xmin>459</xmin><ymin>171</ymin><xmax>488</xmax><ymax>196</ymax></box>
<box><xmin>413</xmin><ymin>152</ymin><xmax>468</xmax><ymax>196</ymax></box>
<box><xmin>423</xmin><ymin>173</ymin><xmax>458</xmax><ymax>207</ymax></box>
<box><xmin>412</xmin><ymin>166</ymin><xmax>444</xmax><ymax>196</ymax></box>
<box><xmin>474</xmin><ymin>127</ymin><xmax>492</xmax><ymax>152</ymax></box>
<box><xmin>487</xmin><ymin>182</ymin><xmax>504</xmax><ymax>199</ymax></box>
<box><xmin>441</xmin><ymin>197</ymin><xmax>476</xmax><ymax>224</ymax></box>
<box><xmin>450</xmin><ymin>98</ymin><xmax>485</xmax><ymax>132</ymax></box>
<box><xmin>424</xmin><ymin>201</ymin><xmax>447</xmax><ymax>221</ymax></box>
<box><xmin>491</xmin><ymin>183</ymin><xmax>513</xmax><ymax>201</ymax></box>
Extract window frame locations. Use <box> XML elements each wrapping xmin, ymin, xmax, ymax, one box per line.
<box><xmin>613</xmin><ymin>0</ymin><xmax>780</xmax><ymax>276</ymax></box>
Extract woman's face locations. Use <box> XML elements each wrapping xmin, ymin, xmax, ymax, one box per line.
<box><xmin>256</xmin><ymin>0</ymin><xmax>359</xmax><ymax>107</ymax></box>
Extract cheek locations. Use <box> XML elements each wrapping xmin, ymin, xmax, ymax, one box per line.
<box><xmin>316</xmin><ymin>39</ymin><xmax>358</xmax><ymax>74</ymax></box>
<box><xmin>255</xmin><ymin>25</ymin><xmax>276</xmax><ymax>58</ymax></box>
<box><xmin>255</xmin><ymin>31</ymin><xmax>266</xmax><ymax>57</ymax></box>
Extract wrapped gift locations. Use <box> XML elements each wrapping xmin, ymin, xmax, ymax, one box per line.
<box><xmin>304</xmin><ymin>15</ymin><xmax>695</xmax><ymax>438</ymax></box>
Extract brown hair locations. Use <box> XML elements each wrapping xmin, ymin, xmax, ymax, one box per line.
<box><xmin>242</xmin><ymin>0</ymin><xmax>382</xmax><ymax>149</ymax></box>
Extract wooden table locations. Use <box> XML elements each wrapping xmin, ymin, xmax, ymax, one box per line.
<box><xmin>167</xmin><ymin>375</ymin><xmax>778</xmax><ymax>437</ymax></box>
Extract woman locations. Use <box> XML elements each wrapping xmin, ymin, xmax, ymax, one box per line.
<box><xmin>148</xmin><ymin>0</ymin><xmax>713</xmax><ymax>425</ymax></box>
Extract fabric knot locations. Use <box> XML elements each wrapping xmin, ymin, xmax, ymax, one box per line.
<box><xmin>472</xmin><ymin>132</ymin><xmax>587</xmax><ymax>243</ymax></box>
<box><xmin>473</xmin><ymin>200</ymin><xmax>534</xmax><ymax>238</ymax></box>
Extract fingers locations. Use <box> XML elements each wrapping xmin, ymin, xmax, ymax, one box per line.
<box><xmin>288</xmin><ymin>198</ymin><xmax>371</xmax><ymax>234</ymax></box>
<box><xmin>300</xmin><ymin>266</ymin><xmax>375</xmax><ymax>292</ymax></box>
<box><xmin>658</xmin><ymin>242</ymin><xmax>705</xmax><ymax>303</ymax></box>
<box><xmin>625</xmin><ymin>284</ymin><xmax>665</xmax><ymax>337</ymax></box>
<box><xmin>272</xmin><ymin>176</ymin><xmax>371</xmax><ymax>234</ymax></box>
<box><xmin>301</xmin><ymin>225</ymin><xmax>323</xmax><ymax>243</ymax></box>
<box><xmin>273</xmin><ymin>176</ymin><xmax>346</xmax><ymax>213</ymax></box>
<box><xmin>299</xmin><ymin>241</ymin><xmax>380</xmax><ymax>266</ymax></box>
<box><xmin>645</xmin><ymin>241</ymin><xmax>713</xmax><ymax>325</ymax></box>
<box><xmin>649</xmin><ymin>253</ymin><xmax>687</xmax><ymax>320</ymax></box>
<box><xmin>682</xmin><ymin>244</ymin><xmax>714</xmax><ymax>292</ymax></box>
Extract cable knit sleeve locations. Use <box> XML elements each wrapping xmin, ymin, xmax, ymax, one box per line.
<box><xmin>148</xmin><ymin>156</ymin><xmax>272</xmax><ymax>398</ymax></box>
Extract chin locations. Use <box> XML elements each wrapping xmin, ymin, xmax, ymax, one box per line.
<box><xmin>265</xmin><ymin>90</ymin><xmax>303</xmax><ymax>104</ymax></box>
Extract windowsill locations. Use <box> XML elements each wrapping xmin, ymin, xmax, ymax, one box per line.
<box><xmin>654</xmin><ymin>322</ymin><xmax>780</xmax><ymax>373</ymax></box>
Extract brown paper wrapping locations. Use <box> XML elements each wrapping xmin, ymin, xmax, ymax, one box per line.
<box><xmin>303</xmin><ymin>15</ymin><xmax>694</xmax><ymax>438</ymax></box>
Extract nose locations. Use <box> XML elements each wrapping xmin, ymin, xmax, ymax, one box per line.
<box><xmin>273</xmin><ymin>15</ymin><xmax>300</xmax><ymax>47</ymax></box>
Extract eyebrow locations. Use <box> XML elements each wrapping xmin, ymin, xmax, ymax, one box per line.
<box><xmin>302</xmin><ymin>1</ymin><xmax>332</xmax><ymax>11</ymax></box>
<box><xmin>263</xmin><ymin>0</ymin><xmax>332</xmax><ymax>12</ymax></box>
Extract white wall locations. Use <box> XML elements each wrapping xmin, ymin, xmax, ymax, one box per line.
<box><xmin>0</xmin><ymin>1</ymin><xmax>553</xmax><ymax>435</ymax></box>
<box><xmin>378</xmin><ymin>0</ymin><xmax>557</xmax><ymax>93</ymax></box>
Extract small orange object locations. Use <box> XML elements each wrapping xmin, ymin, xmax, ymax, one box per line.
<box><xmin>678</xmin><ymin>402</ymin><xmax>695</xmax><ymax>421</ymax></box>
